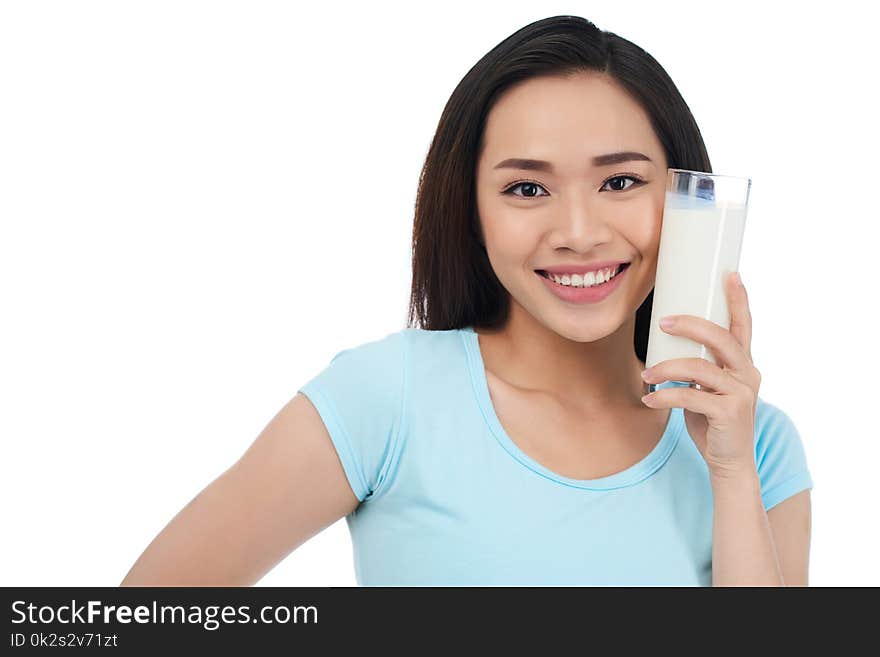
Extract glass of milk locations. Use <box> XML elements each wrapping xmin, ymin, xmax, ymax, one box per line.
<box><xmin>645</xmin><ymin>168</ymin><xmax>751</xmax><ymax>394</ymax></box>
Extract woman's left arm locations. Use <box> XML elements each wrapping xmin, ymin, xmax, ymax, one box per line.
<box><xmin>710</xmin><ymin>469</ymin><xmax>784</xmax><ymax>586</ymax></box>
<box><xmin>640</xmin><ymin>271</ymin><xmax>807</xmax><ymax>586</ymax></box>
<box><xmin>766</xmin><ymin>489</ymin><xmax>811</xmax><ymax>585</ymax></box>
<box><xmin>710</xmin><ymin>474</ymin><xmax>811</xmax><ymax>586</ymax></box>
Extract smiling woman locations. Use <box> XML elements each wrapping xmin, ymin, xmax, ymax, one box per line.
<box><xmin>122</xmin><ymin>14</ymin><xmax>813</xmax><ymax>588</ymax></box>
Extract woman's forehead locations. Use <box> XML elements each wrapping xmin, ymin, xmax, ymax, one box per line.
<box><xmin>480</xmin><ymin>75</ymin><xmax>661</xmax><ymax>164</ymax></box>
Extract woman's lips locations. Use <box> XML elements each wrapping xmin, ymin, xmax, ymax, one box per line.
<box><xmin>535</xmin><ymin>263</ymin><xmax>629</xmax><ymax>304</ymax></box>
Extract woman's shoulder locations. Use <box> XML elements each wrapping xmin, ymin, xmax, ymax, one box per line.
<box><xmin>751</xmin><ymin>395</ymin><xmax>813</xmax><ymax>511</ymax></box>
<box><xmin>753</xmin><ymin>396</ymin><xmax>799</xmax><ymax>438</ymax></box>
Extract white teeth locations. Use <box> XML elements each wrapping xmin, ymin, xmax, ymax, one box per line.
<box><xmin>547</xmin><ymin>266</ymin><xmax>620</xmax><ymax>287</ymax></box>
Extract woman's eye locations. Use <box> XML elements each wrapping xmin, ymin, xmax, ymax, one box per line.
<box><xmin>502</xmin><ymin>181</ymin><xmax>549</xmax><ymax>198</ymax></box>
<box><xmin>601</xmin><ymin>175</ymin><xmax>644</xmax><ymax>192</ymax></box>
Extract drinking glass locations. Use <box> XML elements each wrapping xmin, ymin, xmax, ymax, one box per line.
<box><xmin>645</xmin><ymin>168</ymin><xmax>752</xmax><ymax>393</ymax></box>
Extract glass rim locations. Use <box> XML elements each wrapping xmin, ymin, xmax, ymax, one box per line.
<box><xmin>667</xmin><ymin>167</ymin><xmax>751</xmax><ymax>183</ymax></box>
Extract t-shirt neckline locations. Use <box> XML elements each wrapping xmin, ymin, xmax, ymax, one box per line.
<box><xmin>459</xmin><ymin>325</ymin><xmax>683</xmax><ymax>491</ymax></box>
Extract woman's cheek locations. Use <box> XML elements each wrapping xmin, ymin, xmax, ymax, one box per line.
<box><xmin>627</xmin><ymin>199</ymin><xmax>663</xmax><ymax>254</ymax></box>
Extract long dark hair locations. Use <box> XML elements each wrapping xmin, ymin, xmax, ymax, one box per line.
<box><xmin>406</xmin><ymin>15</ymin><xmax>711</xmax><ymax>363</ymax></box>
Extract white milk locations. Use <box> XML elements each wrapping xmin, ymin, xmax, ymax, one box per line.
<box><xmin>645</xmin><ymin>193</ymin><xmax>748</xmax><ymax>374</ymax></box>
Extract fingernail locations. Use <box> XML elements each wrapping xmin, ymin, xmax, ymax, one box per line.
<box><xmin>641</xmin><ymin>368</ymin><xmax>653</xmax><ymax>380</ymax></box>
<box><xmin>659</xmin><ymin>316</ymin><xmax>675</xmax><ymax>329</ymax></box>
<box><xmin>641</xmin><ymin>393</ymin><xmax>654</xmax><ymax>406</ymax></box>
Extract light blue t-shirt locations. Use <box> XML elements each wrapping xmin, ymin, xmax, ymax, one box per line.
<box><xmin>298</xmin><ymin>326</ymin><xmax>814</xmax><ymax>586</ymax></box>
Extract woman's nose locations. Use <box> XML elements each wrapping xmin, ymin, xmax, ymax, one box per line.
<box><xmin>547</xmin><ymin>198</ymin><xmax>614</xmax><ymax>250</ymax></box>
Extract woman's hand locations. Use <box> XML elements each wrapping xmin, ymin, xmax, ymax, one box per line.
<box><xmin>639</xmin><ymin>271</ymin><xmax>761</xmax><ymax>479</ymax></box>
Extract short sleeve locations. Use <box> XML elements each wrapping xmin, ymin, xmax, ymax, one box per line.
<box><xmin>754</xmin><ymin>398</ymin><xmax>814</xmax><ymax>511</ymax></box>
<box><xmin>298</xmin><ymin>330</ymin><xmax>408</xmax><ymax>503</ymax></box>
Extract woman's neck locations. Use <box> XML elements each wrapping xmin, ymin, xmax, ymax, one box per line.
<box><xmin>474</xmin><ymin>305</ymin><xmax>648</xmax><ymax>414</ymax></box>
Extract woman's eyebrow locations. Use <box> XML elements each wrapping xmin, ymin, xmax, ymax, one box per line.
<box><xmin>493</xmin><ymin>151</ymin><xmax>653</xmax><ymax>172</ymax></box>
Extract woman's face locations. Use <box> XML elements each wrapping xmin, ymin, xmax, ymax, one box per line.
<box><xmin>475</xmin><ymin>71</ymin><xmax>669</xmax><ymax>342</ymax></box>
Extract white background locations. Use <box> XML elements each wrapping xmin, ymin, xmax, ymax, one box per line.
<box><xmin>1</xmin><ymin>0</ymin><xmax>877</xmax><ymax>586</ymax></box>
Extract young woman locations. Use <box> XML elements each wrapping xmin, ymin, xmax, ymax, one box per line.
<box><xmin>121</xmin><ymin>15</ymin><xmax>812</xmax><ymax>587</ymax></box>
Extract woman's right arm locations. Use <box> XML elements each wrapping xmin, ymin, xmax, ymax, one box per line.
<box><xmin>120</xmin><ymin>392</ymin><xmax>360</xmax><ymax>586</ymax></box>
